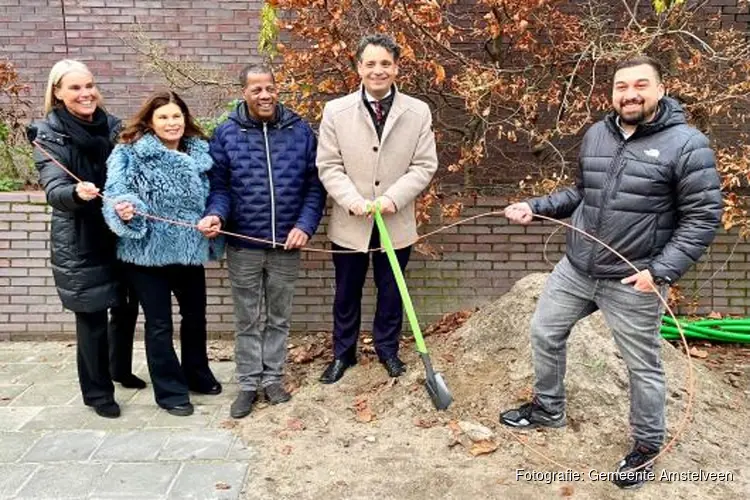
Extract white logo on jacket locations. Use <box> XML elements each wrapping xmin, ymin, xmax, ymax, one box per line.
<box><xmin>644</xmin><ymin>149</ymin><xmax>660</xmax><ymax>158</ymax></box>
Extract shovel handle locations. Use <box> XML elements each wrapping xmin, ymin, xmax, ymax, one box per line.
<box><xmin>372</xmin><ymin>204</ymin><xmax>429</xmax><ymax>354</ymax></box>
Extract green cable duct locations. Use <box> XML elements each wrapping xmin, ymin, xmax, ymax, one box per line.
<box><xmin>660</xmin><ymin>315</ymin><xmax>750</xmax><ymax>343</ymax></box>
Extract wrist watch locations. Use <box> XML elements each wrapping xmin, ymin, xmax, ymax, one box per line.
<box><xmin>649</xmin><ymin>269</ymin><xmax>672</xmax><ymax>286</ymax></box>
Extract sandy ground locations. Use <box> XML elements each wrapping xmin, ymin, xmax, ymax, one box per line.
<box><xmin>214</xmin><ymin>274</ymin><xmax>750</xmax><ymax>500</ymax></box>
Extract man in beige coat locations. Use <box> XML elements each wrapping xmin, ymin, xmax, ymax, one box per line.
<box><xmin>317</xmin><ymin>33</ymin><xmax>438</xmax><ymax>384</ymax></box>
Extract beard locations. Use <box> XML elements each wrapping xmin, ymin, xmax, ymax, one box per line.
<box><xmin>618</xmin><ymin>99</ymin><xmax>658</xmax><ymax>126</ymax></box>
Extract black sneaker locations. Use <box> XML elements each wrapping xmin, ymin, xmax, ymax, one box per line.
<box><xmin>499</xmin><ymin>400</ymin><xmax>566</xmax><ymax>429</ymax></box>
<box><xmin>612</xmin><ymin>443</ymin><xmax>659</xmax><ymax>489</ymax></box>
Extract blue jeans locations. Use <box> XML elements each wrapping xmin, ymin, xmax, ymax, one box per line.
<box><xmin>227</xmin><ymin>246</ymin><xmax>300</xmax><ymax>391</ymax></box>
<box><xmin>531</xmin><ymin>256</ymin><xmax>667</xmax><ymax>449</ymax></box>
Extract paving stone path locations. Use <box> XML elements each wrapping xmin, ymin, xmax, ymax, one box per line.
<box><xmin>0</xmin><ymin>342</ymin><xmax>251</xmax><ymax>500</ymax></box>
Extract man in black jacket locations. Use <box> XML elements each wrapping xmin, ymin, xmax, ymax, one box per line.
<box><xmin>500</xmin><ymin>56</ymin><xmax>722</xmax><ymax>489</ymax></box>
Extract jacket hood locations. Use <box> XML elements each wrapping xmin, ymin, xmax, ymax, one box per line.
<box><xmin>229</xmin><ymin>101</ymin><xmax>301</xmax><ymax>129</ymax></box>
<box><xmin>605</xmin><ymin>96</ymin><xmax>687</xmax><ymax>139</ymax></box>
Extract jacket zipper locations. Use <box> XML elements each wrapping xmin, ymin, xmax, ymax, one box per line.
<box><xmin>586</xmin><ymin>139</ymin><xmax>627</xmax><ymax>275</ymax></box>
<box><xmin>262</xmin><ymin>122</ymin><xmax>277</xmax><ymax>247</ymax></box>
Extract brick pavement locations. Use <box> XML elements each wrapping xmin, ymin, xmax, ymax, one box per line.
<box><xmin>0</xmin><ymin>341</ymin><xmax>251</xmax><ymax>500</ymax></box>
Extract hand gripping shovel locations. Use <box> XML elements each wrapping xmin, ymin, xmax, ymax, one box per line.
<box><xmin>372</xmin><ymin>203</ymin><xmax>453</xmax><ymax>410</ymax></box>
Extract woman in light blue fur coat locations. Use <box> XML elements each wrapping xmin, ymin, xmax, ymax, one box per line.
<box><xmin>102</xmin><ymin>90</ymin><xmax>221</xmax><ymax>417</ymax></box>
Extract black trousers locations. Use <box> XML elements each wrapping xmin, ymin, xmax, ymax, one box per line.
<box><xmin>331</xmin><ymin>228</ymin><xmax>411</xmax><ymax>362</ymax></box>
<box><xmin>127</xmin><ymin>264</ymin><xmax>216</xmax><ymax>408</ymax></box>
<box><xmin>75</xmin><ymin>310</ymin><xmax>114</xmax><ymax>406</ymax></box>
<box><xmin>109</xmin><ymin>280</ymin><xmax>139</xmax><ymax>379</ymax></box>
<box><xmin>75</xmin><ymin>280</ymin><xmax>138</xmax><ymax>407</ymax></box>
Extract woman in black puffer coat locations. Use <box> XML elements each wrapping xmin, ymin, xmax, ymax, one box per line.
<box><xmin>27</xmin><ymin>59</ymin><xmax>142</xmax><ymax>419</ymax></box>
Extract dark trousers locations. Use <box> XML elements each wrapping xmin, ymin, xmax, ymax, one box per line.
<box><xmin>332</xmin><ymin>228</ymin><xmax>411</xmax><ymax>361</ymax></box>
<box><xmin>75</xmin><ymin>279</ymin><xmax>138</xmax><ymax>407</ymax></box>
<box><xmin>127</xmin><ymin>264</ymin><xmax>216</xmax><ymax>408</ymax></box>
<box><xmin>75</xmin><ymin>310</ymin><xmax>115</xmax><ymax>406</ymax></box>
<box><xmin>108</xmin><ymin>280</ymin><xmax>139</xmax><ymax>380</ymax></box>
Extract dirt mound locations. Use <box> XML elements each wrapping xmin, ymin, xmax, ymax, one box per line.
<box><xmin>233</xmin><ymin>274</ymin><xmax>750</xmax><ymax>499</ymax></box>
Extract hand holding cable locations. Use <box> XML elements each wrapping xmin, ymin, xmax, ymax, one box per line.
<box><xmin>114</xmin><ymin>201</ymin><xmax>135</xmax><ymax>221</ymax></box>
<box><xmin>75</xmin><ymin>181</ymin><xmax>99</xmax><ymax>201</ymax></box>
<box><xmin>197</xmin><ymin>215</ymin><xmax>222</xmax><ymax>238</ymax></box>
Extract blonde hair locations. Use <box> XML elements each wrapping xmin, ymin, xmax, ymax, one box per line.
<box><xmin>43</xmin><ymin>59</ymin><xmax>102</xmax><ymax>114</ymax></box>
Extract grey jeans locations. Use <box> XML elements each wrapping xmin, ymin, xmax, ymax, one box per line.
<box><xmin>227</xmin><ymin>246</ymin><xmax>301</xmax><ymax>391</ymax></box>
<box><xmin>531</xmin><ymin>256</ymin><xmax>667</xmax><ymax>449</ymax></box>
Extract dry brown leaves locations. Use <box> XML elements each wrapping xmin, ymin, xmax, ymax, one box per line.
<box><xmin>288</xmin><ymin>343</ymin><xmax>326</xmax><ymax>364</ymax></box>
<box><xmin>215</xmin><ymin>482</ymin><xmax>231</xmax><ymax>490</ymax></box>
<box><xmin>423</xmin><ymin>309</ymin><xmax>476</xmax><ymax>338</ymax></box>
<box><xmin>689</xmin><ymin>346</ymin><xmax>709</xmax><ymax>359</ymax></box>
<box><xmin>414</xmin><ymin>240</ymin><xmax>442</xmax><ymax>259</ymax></box>
<box><xmin>413</xmin><ymin>416</ymin><xmax>440</xmax><ymax>429</ymax></box>
<box><xmin>353</xmin><ymin>396</ymin><xmax>375</xmax><ymax>423</ymax></box>
<box><xmin>469</xmin><ymin>440</ymin><xmax>498</xmax><ymax>456</ymax></box>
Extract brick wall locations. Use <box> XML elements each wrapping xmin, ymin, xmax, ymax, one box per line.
<box><xmin>0</xmin><ymin>0</ymin><xmax>264</xmax><ymax>118</ymax></box>
<box><xmin>1</xmin><ymin>191</ymin><xmax>745</xmax><ymax>340</ymax></box>
<box><xmin>2</xmin><ymin>1</ymin><xmax>746</xmax><ymax>121</ymax></box>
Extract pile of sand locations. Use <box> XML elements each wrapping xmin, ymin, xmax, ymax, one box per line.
<box><xmin>232</xmin><ymin>274</ymin><xmax>749</xmax><ymax>499</ymax></box>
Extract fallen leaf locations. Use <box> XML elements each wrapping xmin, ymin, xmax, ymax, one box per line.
<box><xmin>707</xmin><ymin>311</ymin><xmax>723</xmax><ymax>319</ymax></box>
<box><xmin>215</xmin><ymin>482</ymin><xmax>231</xmax><ymax>490</ymax></box>
<box><xmin>560</xmin><ymin>485</ymin><xmax>575</xmax><ymax>497</ymax></box>
<box><xmin>447</xmin><ymin>420</ymin><xmax>462</xmax><ymax>433</ymax></box>
<box><xmin>361</xmin><ymin>345</ymin><xmax>376</xmax><ymax>355</ymax></box>
<box><xmin>433</xmin><ymin>62</ymin><xmax>446</xmax><ymax>84</ymax></box>
<box><xmin>469</xmin><ymin>439</ymin><xmax>499</xmax><ymax>456</ymax></box>
<box><xmin>289</xmin><ymin>344</ymin><xmax>325</xmax><ymax>364</ymax></box>
<box><xmin>414</xmin><ymin>240</ymin><xmax>442</xmax><ymax>259</ymax></box>
<box><xmin>286</xmin><ymin>418</ymin><xmax>306</xmax><ymax>431</ymax></box>
<box><xmin>423</xmin><ymin>310</ymin><xmax>475</xmax><ymax>337</ymax></box>
<box><xmin>689</xmin><ymin>346</ymin><xmax>709</xmax><ymax>359</ymax></box>
<box><xmin>217</xmin><ymin>419</ymin><xmax>238</xmax><ymax>429</ymax></box>
<box><xmin>515</xmin><ymin>386</ymin><xmax>533</xmax><ymax>402</ymax></box>
<box><xmin>354</xmin><ymin>397</ymin><xmax>375</xmax><ymax>423</ymax></box>
<box><xmin>285</xmin><ymin>380</ymin><xmax>300</xmax><ymax>394</ymax></box>
<box><xmin>413</xmin><ymin>417</ymin><xmax>438</xmax><ymax>429</ymax></box>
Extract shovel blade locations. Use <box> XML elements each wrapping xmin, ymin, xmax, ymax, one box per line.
<box><xmin>425</xmin><ymin>372</ymin><xmax>453</xmax><ymax>411</ymax></box>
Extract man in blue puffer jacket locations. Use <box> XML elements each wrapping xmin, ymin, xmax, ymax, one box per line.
<box><xmin>198</xmin><ymin>63</ymin><xmax>326</xmax><ymax>419</ymax></box>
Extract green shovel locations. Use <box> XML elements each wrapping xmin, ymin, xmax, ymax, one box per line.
<box><xmin>372</xmin><ymin>203</ymin><xmax>453</xmax><ymax>411</ymax></box>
